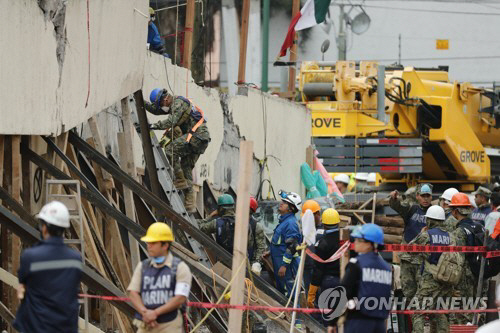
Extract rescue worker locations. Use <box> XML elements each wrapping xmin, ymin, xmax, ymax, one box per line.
<box><xmin>147</xmin><ymin>8</ymin><xmax>165</xmax><ymax>54</ymax></box>
<box><xmin>409</xmin><ymin>205</ymin><xmax>454</xmax><ymax>332</ymax></box>
<box><xmin>14</xmin><ymin>201</ymin><xmax>82</xmax><ymax>333</ymax></box>
<box><xmin>128</xmin><ymin>222</ymin><xmax>192</xmax><ymax>332</ymax></box>
<box><xmin>449</xmin><ymin>193</ymin><xmax>484</xmax><ymax>325</ymax></box>
<box><xmin>307</xmin><ymin>209</ymin><xmax>341</xmax><ymax>331</ymax></box>
<box><xmin>146</xmin><ymin>88</ymin><xmax>211</xmax><ymax>212</ymax></box>
<box><xmin>333</xmin><ymin>174</ymin><xmax>350</xmax><ymax>194</ymax></box>
<box><xmin>270</xmin><ymin>190</ymin><xmax>302</xmax><ymax>296</ymax></box>
<box><xmin>341</xmin><ymin>224</ymin><xmax>391</xmax><ymax>333</ymax></box>
<box><xmin>198</xmin><ymin>194</ymin><xmax>266</xmax><ymax>269</ymax></box>
<box><xmin>302</xmin><ymin>199</ymin><xmax>323</xmax><ymax>292</ymax></box>
<box><xmin>389</xmin><ymin>183</ymin><xmax>432</xmax><ymax>302</ymax></box>
<box><xmin>439</xmin><ymin>187</ymin><xmax>459</xmax><ymax>232</ymax></box>
<box><xmin>485</xmin><ymin>192</ymin><xmax>500</xmax><ymax>236</ymax></box>
<box><xmin>471</xmin><ymin>186</ymin><xmax>492</xmax><ymax>226</ymax></box>
<box><xmin>352</xmin><ymin>173</ymin><xmax>369</xmax><ymax>193</ymax></box>
<box><xmin>367</xmin><ymin>173</ymin><xmax>377</xmax><ymax>187</ymax></box>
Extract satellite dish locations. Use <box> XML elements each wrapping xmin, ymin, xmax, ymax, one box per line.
<box><xmin>351</xmin><ymin>8</ymin><xmax>370</xmax><ymax>35</ymax></box>
<box><xmin>321</xmin><ymin>39</ymin><xmax>330</xmax><ymax>54</ymax></box>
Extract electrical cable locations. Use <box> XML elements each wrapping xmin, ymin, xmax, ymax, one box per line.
<box><xmin>361</xmin><ymin>4</ymin><xmax>500</xmax><ymax>16</ymax></box>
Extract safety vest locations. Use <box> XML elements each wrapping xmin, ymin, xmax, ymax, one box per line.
<box><xmin>135</xmin><ymin>257</ymin><xmax>181</xmax><ymax>323</ymax></box>
<box><xmin>427</xmin><ymin>228</ymin><xmax>451</xmax><ymax>264</ymax></box>
<box><xmin>177</xmin><ymin>96</ymin><xmax>205</xmax><ymax>143</ymax></box>
<box><xmin>404</xmin><ymin>205</ymin><xmax>427</xmax><ymax>242</ymax></box>
<box><xmin>356</xmin><ymin>252</ymin><xmax>392</xmax><ymax>319</ymax></box>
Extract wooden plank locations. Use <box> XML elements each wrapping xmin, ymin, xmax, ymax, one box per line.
<box><xmin>11</xmin><ymin>135</ymin><xmax>22</xmax><ymax>310</ymax></box>
<box><xmin>237</xmin><ymin>0</ymin><xmax>250</xmax><ymax>84</ymax></box>
<box><xmin>305</xmin><ymin>146</ymin><xmax>314</xmax><ymax>170</ymax></box>
<box><xmin>21</xmin><ymin>136</ymin><xmax>31</xmax><ymax>212</ymax></box>
<box><xmin>87</xmin><ymin>117</ymin><xmax>114</xmax><ymax>190</ymax></box>
<box><xmin>117</xmin><ymin>132</ymin><xmax>140</xmax><ymax>269</ymax></box>
<box><xmin>371</xmin><ymin>193</ymin><xmax>377</xmax><ymax>223</ymax></box>
<box><xmin>228</xmin><ymin>141</ymin><xmax>253</xmax><ymax>333</ymax></box>
<box><xmin>183</xmin><ymin>0</ymin><xmax>195</xmax><ymax>69</ymax></box>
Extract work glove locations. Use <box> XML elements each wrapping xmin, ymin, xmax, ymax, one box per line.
<box><xmin>251</xmin><ymin>262</ymin><xmax>262</xmax><ymax>276</ymax></box>
<box><xmin>307</xmin><ymin>284</ymin><xmax>319</xmax><ymax>308</ymax></box>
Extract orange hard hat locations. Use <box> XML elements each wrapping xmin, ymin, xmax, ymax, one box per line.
<box><xmin>448</xmin><ymin>192</ymin><xmax>472</xmax><ymax>207</ymax></box>
<box><xmin>302</xmin><ymin>200</ymin><xmax>321</xmax><ymax>215</ymax></box>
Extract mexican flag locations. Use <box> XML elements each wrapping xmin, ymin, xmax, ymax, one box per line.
<box><xmin>279</xmin><ymin>0</ymin><xmax>332</xmax><ymax>57</ymax></box>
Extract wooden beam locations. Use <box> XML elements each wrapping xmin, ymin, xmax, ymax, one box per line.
<box><xmin>183</xmin><ymin>0</ymin><xmax>195</xmax><ymax>69</ymax></box>
<box><xmin>11</xmin><ymin>135</ymin><xmax>22</xmax><ymax>310</ymax></box>
<box><xmin>87</xmin><ymin>117</ymin><xmax>114</xmax><ymax>190</ymax></box>
<box><xmin>117</xmin><ymin>132</ymin><xmax>140</xmax><ymax>269</ymax></box>
<box><xmin>371</xmin><ymin>193</ymin><xmax>377</xmax><ymax>223</ymax></box>
<box><xmin>287</xmin><ymin>0</ymin><xmax>300</xmax><ymax>94</ymax></box>
<box><xmin>237</xmin><ymin>0</ymin><xmax>250</xmax><ymax>84</ymax></box>
<box><xmin>228</xmin><ymin>141</ymin><xmax>253</xmax><ymax>333</ymax></box>
<box><xmin>21</xmin><ymin>136</ymin><xmax>31</xmax><ymax>213</ymax></box>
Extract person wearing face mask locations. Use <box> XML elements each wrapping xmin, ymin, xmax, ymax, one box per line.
<box><xmin>128</xmin><ymin>223</ymin><xmax>192</xmax><ymax>332</ymax></box>
<box><xmin>13</xmin><ymin>201</ymin><xmax>82</xmax><ymax>333</ymax></box>
<box><xmin>145</xmin><ymin>88</ymin><xmax>211</xmax><ymax>212</ymax></box>
<box><xmin>389</xmin><ymin>183</ymin><xmax>433</xmax><ymax>304</ymax></box>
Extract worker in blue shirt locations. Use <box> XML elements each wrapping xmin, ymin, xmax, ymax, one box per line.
<box><xmin>14</xmin><ymin>201</ymin><xmax>82</xmax><ymax>333</ymax></box>
<box><xmin>270</xmin><ymin>190</ymin><xmax>302</xmax><ymax>296</ymax></box>
<box><xmin>148</xmin><ymin>7</ymin><xmax>165</xmax><ymax>54</ymax></box>
<box><xmin>341</xmin><ymin>223</ymin><xmax>391</xmax><ymax>333</ymax></box>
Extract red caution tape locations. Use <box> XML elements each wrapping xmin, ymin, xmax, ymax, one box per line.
<box><xmin>78</xmin><ymin>294</ymin><xmax>500</xmax><ymax>315</ymax></box>
<box><xmin>339</xmin><ymin>241</ymin><xmax>500</xmax><ymax>257</ymax></box>
<box><xmin>305</xmin><ymin>241</ymin><xmax>350</xmax><ymax>263</ymax></box>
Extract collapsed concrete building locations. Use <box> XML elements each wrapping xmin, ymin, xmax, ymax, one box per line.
<box><xmin>0</xmin><ymin>1</ymin><xmax>315</xmax><ymax>332</ymax></box>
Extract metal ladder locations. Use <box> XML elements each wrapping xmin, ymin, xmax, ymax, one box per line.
<box><xmin>45</xmin><ymin>180</ymin><xmax>89</xmax><ymax>332</ymax></box>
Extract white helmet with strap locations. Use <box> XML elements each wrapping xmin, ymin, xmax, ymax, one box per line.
<box><xmin>279</xmin><ymin>190</ymin><xmax>302</xmax><ymax>213</ymax></box>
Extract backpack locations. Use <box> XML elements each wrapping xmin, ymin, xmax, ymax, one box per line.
<box><xmin>458</xmin><ymin>221</ymin><xmax>497</xmax><ymax>279</ymax></box>
<box><xmin>216</xmin><ymin>217</ymin><xmax>236</xmax><ymax>253</ymax></box>
<box><xmin>425</xmin><ymin>243</ymin><xmax>464</xmax><ymax>286</ymax></box>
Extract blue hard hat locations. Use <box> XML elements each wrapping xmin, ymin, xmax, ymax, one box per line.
<box><xmin>150</xmin><ymin>88</ymin><xmax>166</xmax><ymax>108</ymax></box>
<box><xmin>351</xmin><ymin>223</ymin><xmax>384</xmax><ymax>245</ymax></box>
<box><xmin>418</xmin><ymin>184</ymin><xmax>432</xmax><ymax>195</ymax></box>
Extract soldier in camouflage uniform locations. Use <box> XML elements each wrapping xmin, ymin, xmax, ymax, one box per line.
<box><xmin>389</xmin><ymin>184</ymin><xmax>433</xmax><ymax>304</ymax></box>
<box><xmin>146</xmin><ymin>88</ymin><xmax>210</xmax><ymax>212</ymax></box>
<box><xmin>439</xmin><ymin>188</ymin><xmax>459</xmax><ymax>232</ymax></box>
<box><xmin>198</xmin><ymin>194</ymin><xmax>266</xmax><ymax>266</ymax></box>
<box><xmin>410</xmin><ymin>205</ymin><xmax>455</xmax><ymax>333</ymax></box>
<box><xmin>448</xmin><ymin>194</ymin><xmax>478</xmax><ymax>325</ymax></box>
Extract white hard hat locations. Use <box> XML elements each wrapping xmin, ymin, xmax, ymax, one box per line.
<box><xmin>279</xmin><ymin>190</ymin><xmax>302</xmax><ymax>212</ymax></box>
<box><xmin>367</xmin><ymin>173</ymin><xmax>377</xmax><ymax>183</ymax></box>
<box><xmin>440</xmin><ymin>188</ymin><xmax>459</xmax><ymax>202</ymax></box>
<box><xmin>36</xmin><ymin>201</ymin><xmax>70</xmax><ymax>228</ymax></box>
<box><xmin>425</xmin><ymin>205</ymin><xmax>446</xmax><ymax>221</ymax></box>
<box><xmin>334</xmin><ymin>174</ymin><xmax>350</xmax><ymax>184</ymax></box>
<box><xmin>355</xmin><ymin>173</ymin><xmax>369</xmax><ymax>181</ymax></box>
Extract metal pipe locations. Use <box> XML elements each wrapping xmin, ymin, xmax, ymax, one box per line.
<box><xmin>377</xmin><ymin>65</ymin><xmax>386</xmax><ymax>123</ymax></box>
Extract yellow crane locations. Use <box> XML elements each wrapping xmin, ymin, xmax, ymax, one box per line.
<box><xmin>299</xmin><ymin>61</ymin><xmax>500</xmax><ymax>190</ymax></box>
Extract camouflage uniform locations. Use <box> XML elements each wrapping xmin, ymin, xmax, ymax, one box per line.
<box><xmin>449</xmin><ymin>221</ymin><xmax>476</xmax><ymax>325</ymax></box>
<box><xmin>443</xmin><ymin>212</ymin><xmax>458</xmax><ymax>232</ymax></box>
<box><xmin>389</xmin><ymin>197</ymin><xmax>425</xmax><ymax>302</ymax></box>
<box><xmin>410</xmin><ymin>218</ymin><xmax>455</xmax><ymax>333</ymax></box>
<box><xmin>198</xmin><ymin>208</ymin><xmax>267</xmax><ymax>264</ymax></box>
<box><xmin>146</xmin><ymin>97</ymin><xmax>210</xmax><ymax>210</ymax></box>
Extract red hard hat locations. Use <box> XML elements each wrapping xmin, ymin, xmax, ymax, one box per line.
<box><xmin>250</xmin><ymin>196</ymin><xmax>258</xmax><ymax>212</ymax></box>
<box><xmin>449</xmin><ymin>192</ymin><xmax>472</xmax><ymax>207</ymax></box>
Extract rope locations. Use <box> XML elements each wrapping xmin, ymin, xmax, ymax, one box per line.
<box><xmin>189</xmin><ymin>259</ymin><xmax>246</xmax><ymax>332</ymax></box>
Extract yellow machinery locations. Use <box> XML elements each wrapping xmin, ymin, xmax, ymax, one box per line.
<box><xmin>299</xmin><ymin>61</ymin><xmax>500</xmax><ymax>189</ymax></box>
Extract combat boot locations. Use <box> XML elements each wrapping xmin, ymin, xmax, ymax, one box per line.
<box><xmin>174</xmin><ymin>170</ymin><xmax>189</xmax><ymax>190</ymax></box>
<box><xmin>184</xmin><ymin>189</ymin><xmax>196</xmax><ymax>213</ymax></box>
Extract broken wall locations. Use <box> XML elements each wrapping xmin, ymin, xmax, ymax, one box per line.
<box><xmin>0</xmin><ymin>0</ymin><xmax>147</xmax><ymax>135</ymax></box>
<box><xmin>141</xmin><ymin>53</ymin><xmax>311</xmax><ymax>196</ymax></box>
<box><xmin>90</xmin><ymin>52</ymin><xmax>311</xmax><ymax>197</ymax></box>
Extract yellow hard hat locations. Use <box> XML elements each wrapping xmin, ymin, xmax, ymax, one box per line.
<box><xmin>149</xmin><ymin>7</ymin><xmax>155</xmax><ymax>15</ymax></box>
<box><xmin>322</xmin><ymin>208</ymin><xmax>340</xmax><ymax>225</ymax></box>
<box><xmin>141</xmin><ymin>222</ymin><xmax>174</xmax><ymax>242</ymax></box>
<box><xmin>301</xmin><ymin>200</ymin><xmax>321</xmax><ymax>216</ymax></box>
